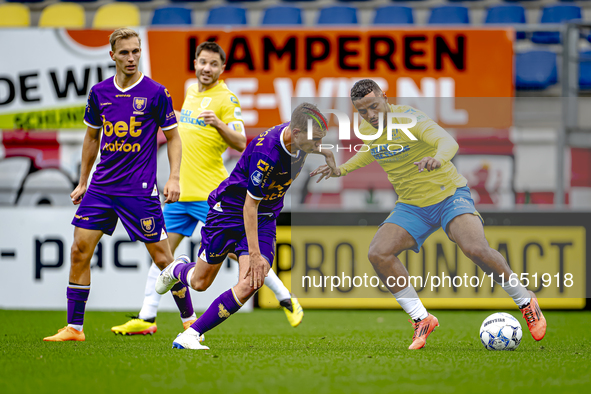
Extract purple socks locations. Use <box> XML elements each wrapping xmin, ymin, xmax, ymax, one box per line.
<box><xmin>67</xmin><ymin>285</ymin><xmax>89</xmax><ymax>326</ymax></box>
<box><xmin>173</xmin><ymin>262</ymin><xmax>196</xmax><ymax>286</ymax></box>
<box><xmin>191</xmin><ymin>288</ymin><xmax>242</xmax><ymax>334</ymax></box>
<box><xmin>170</xmin><ymin>282</ymin><xmax>194</xmax><ymax>319</ymax></box>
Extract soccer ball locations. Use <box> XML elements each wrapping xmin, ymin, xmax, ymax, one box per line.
<box><xmin>479</xmin><ymin>312</ymin><xmax>522</xmax><ymax>351</ymax></box>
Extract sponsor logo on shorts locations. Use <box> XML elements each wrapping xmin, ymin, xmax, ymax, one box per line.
<box><xmin>74</xmin><ymin>214</ymin><xmax>89</xmax><ymax>221</ymax></box>
<box><xmin>251</xmin><ymin>170</ymin><xmax>263</xmax><ymax>186</ymax></box>
<box><xmin>453</xmin><ymin>197</ymin><xmax>470</xmax><ymax>205</ymax></box>
<box><xmin>141</xmin><ymin>217</ymin><xmax>155</xmax><ymax>233</ymax></box>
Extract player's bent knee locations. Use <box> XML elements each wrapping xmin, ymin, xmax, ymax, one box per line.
<box><xmin>190</xmin><ymin>276</ymin><xmax>212</xmax><ymax>292</ymax></box>
<box><xmin>153</xmin><ymin>259</ymin><xmax>168</xmax><ymax>271</ymax></box>
<box><xmin>70</xmin><ymin>243</ymin><xmax>92</xmax><ymax>265</ymax></box>
<box><xmin>462</xmin><ymin>244</ymin><xmax>490</xmax><ymax>263</ymax></box>
<box><xmin>368</xmin><ymin>246</ymin><xmax>399</xmax><ymax>266</ymax></box>
<box><xmin>234</xmin><ymin>278</ymin><xmax>258</xmax><ymax>298</ymax></box>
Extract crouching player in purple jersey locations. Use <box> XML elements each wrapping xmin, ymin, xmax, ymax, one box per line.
<box><xmin>43</xmin><ymin>28</ymin><xmax>194</xmax><ymax>342</ymax></box>
<box><xmin>153</xmin><ymin>103</ymin><xmax>333</xmax><ymax>350</ymax></box>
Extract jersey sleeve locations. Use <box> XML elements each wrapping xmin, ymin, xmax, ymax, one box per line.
<box><xmin>409</xmin><ymin>110</ymin><xmax>459</xmax><ymax>165</ymax></box>
<box><xmin>83</xmin><ymin>88</ymin><xmax>102</xmax><ymax>129</ymax></box>
<box><xmin>246</xmin><ymin>152</ymin><xmax>277</xmax><ymax>201</ymax></box>
<box><xmin>338</xmin><ymin>149</ymin><xmax>376</xmax><ymax>176</ymax></box>
<box><xmin>221</xmin><ymin>93</ymin><xmax>245</xmax><ymax>136</ymax></box>
<box><xmin>155</xmin><ymin>87</ymin><xmax>178</xmax><ymax>131</ymax></box>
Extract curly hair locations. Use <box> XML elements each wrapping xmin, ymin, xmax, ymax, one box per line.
<box><xmin>350</xmin><ymin>79</ymin><xmax>383</xmax><ymax>101</ymax></box>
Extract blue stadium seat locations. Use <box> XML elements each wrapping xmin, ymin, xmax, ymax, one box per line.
<box><xmin>170</xmin><ymin>0</ymin><xmax>206</xmax><ymax>2</ymax></box>
<box><xmin>262</xmin><ymin>6</ymin><xmax>302</xmax><ymax>25</ymax></box>
<box><xmin>515</xmin><ymin>51</ymin><xmax>558</xmax><ymax>90</ymax></box>
<box><xmin>226</xmin><ymin>0</ymin><xmax>260</xmax><ymax>2</ymax></box>
<box><xmin>428</xmin><ymin>6</ymin><xmax>470</xmax><ymax>25</ymax></box>
<box><xmin>485</xmin><ymin>5</ymin><xmax>526</xmax><ymax>39</ymax></box>
<box><xmin>373</xmin><ymin>6</ymin><xmax>414</xmax><ymax>25</ymax></box>
<box><xmin>317</xmin><ymin>6</ymin><xmax>358</xmax><ymax>25</ymax></box>
<box><xmin>115</xmin><ymin>0</ymin><xmax>151</xmax><ymax>3</ymax></box>
<box><xmin>579</xmin><ymin>51</ymin><xmax>591</xmax><ymax>89</ymax></box>
<box><xmin>152</xmin><ymin>6</ymin><xmax>192</xmax><ymax>25</ymax></box>
<box><xmin>207</xmin><ymin>6</ymin><xmax>247</xmax><ymax>25</ymax></box>
<box><xmin>532</xmin><ymin>5</ymin><xmax>582</xmax><ymax>44</ymax></box>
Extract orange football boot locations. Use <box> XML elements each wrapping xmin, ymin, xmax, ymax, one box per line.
<box><xmin>183</xmin><ymin>319</ymin><xmax>197</xmax><ymax>330</ymax></box>
<box><xmin>43</xmin><ymin>326</ymin><xmax>85</xmax><ymax>342</ymax></box>
<box><xmin>409</xmin><ymin>314</ymin><xmax>439</xmax><ymax>350</ymax></box>
<box><xmin>520</xmin><ymin>291</ymin><xmax>546</xmax><ymax>341</ymax></box>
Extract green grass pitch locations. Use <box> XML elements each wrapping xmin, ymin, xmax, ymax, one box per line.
<box><xmin>1</xmin><ymin>309</ymin><xmax>589</xmax><ymax>394</ymax></box>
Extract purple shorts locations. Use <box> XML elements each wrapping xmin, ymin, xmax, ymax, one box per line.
<box><xmin>72</xmin><ymin>188</ymin><xmax>167</xmax><ymax>243</ymax></box>
<box><xmin>198</xmin><ymin>210</ymin><xmax>276</xmax><ymax>266</ymax></box>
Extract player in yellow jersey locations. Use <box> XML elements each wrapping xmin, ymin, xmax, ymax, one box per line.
<box><xmin>112</xmin><ymin>41</ymin><xmax>303</xmax><ymax>335</ymax></box>
<box><xmin>311</xmin><ymin>79</ymin><xmax>546</xmax><ymax>349</ymax></box>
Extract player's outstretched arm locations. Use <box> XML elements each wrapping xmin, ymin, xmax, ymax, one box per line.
<box><xmin>310</xmin><ymin>150</ymin><xmax>342</xmax><ymax>183</ymax></box>
<box><xmin>162</xmin><ymin>126</ymin><xmax>181</xmax><ymax>203</ymax></box>
<box><xmin>71</xmin><ymin>126</ymin><xmax>101</xmax><ymax>205</ymax></box>
<box><xmin>243</xmin><ymin>194</ymin><xmax>269</xmax><ymax>290</ymax></box>
<box><xmin>198</xmin><ymin>110</ymin><xmax>246</xmax><ymax>152</ymax></box>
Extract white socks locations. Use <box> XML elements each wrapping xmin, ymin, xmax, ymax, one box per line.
<box><xmin>264</xmin><ymin>268</ymin><xmax>291</xmax><ymax>302</ymax></box>
<box><xmin>138</xmin><ymin>263</ymin><xmax>162</xmax><ymax>320</ymax></box>
<box><xmin>68</xmin><ymin>324</ymin><xmax>83</xmax><ymax>331</ymax></box>
<box><xmin>501</xmin><ymin>281</ymin><xmax>531</xmax><ymax>308</ymax></box>
<box><xmin>181</xmin><ymin>314</ymin><xmax>197</xmax><ymax>323</ymax></box>
<box><xmin>392</xmin><ymin>285</ymin><xmax>429</xmax><ymax>321</ymax></box>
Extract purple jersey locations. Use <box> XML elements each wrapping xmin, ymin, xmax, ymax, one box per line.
<box><xmin>209</xmin><ymin>122</ymin><xmax>306</xmax><ymax>218</ymax></box>
<box><xmin>83</xmin><ymin>74</ymin><xmax>177</xmax><ymax>196</ymax></box>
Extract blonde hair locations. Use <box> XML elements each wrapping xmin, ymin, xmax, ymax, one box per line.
<box><xmin>109</xmin><ymin>28</ymin><xmax>141</xmax><ymax>51</ymax></box>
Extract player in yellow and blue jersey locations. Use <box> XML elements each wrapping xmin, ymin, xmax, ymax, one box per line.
<box><xmin>112</xmin><ymin>41</ymin><xmax>303</xmax><ymax>336</ymax></box>
<box><xmin>311</xmin><ymin>79</ymin><xmax>546</xmax><ymax>349</ymax></box>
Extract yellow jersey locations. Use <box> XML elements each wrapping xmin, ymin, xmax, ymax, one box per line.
<box><xmin>338</xmin><ymin>104</ymin><xmax>467</xmax><ymax>207</ymax></box>
<box><xmin>178</xmin><ymin>81</ymin><xmax>244</xmax><ymax>201</ymax></box>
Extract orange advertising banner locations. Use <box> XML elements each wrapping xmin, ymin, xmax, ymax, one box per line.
<box><xmin>147</xmin><ymin>28</ymin><xmax>514</xmax><ymax>131</ymax></box>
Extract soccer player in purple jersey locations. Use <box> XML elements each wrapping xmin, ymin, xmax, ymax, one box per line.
<box><xmin>43</xmin><ymin>28</ymin><xmax>194</xmax><ymax>342</ymax></box>
<box><xmin>153</xmin><ymin>103</ymin><xmax>334</xmax><ymax>350</ymax></box>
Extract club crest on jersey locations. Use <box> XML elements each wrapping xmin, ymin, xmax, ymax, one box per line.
<box><xmin>200</xmin><ymin>97</ymin><xmax>212</xmax><ymax>109</ymax></box>
<box><xmin>140</xmin><ymin>217</ymin><xmax>155</xmax><ymax>232</ymax></box>
<box><xmin>133</xmin><ymin>97</ymin><xmax>147</xmax><ymax>113</ymax></box>
<box><xmin>251</xmin><ymin>170</ymin><xmax>263</xmax><ymax>186</ymax></box>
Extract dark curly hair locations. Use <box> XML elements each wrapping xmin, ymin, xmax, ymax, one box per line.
<box><xmin>350</xmin><ymin>79</ymin><xmax>383</xmax><ymax>102</ymax></box>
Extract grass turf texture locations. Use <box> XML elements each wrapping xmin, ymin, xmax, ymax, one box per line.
<box><xmin>0</xmin><ymin>310</ymin><xmax>589</xmax><ymax>394</ymax></box>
